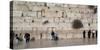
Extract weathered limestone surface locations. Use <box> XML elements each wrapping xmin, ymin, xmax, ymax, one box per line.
<box><xmin>11</xmin><ymin>1</ymin><xmax>97</xmax><ymax>40</ymax></box>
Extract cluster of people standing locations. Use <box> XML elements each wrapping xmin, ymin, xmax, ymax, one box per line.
<box><xmin>10</xmin><ymin>31</ymin><xmax>31</xmax><ymax>49</ymax></box>
<box><xmin>14</xmin><ymin>32</ymin><xmax>31</xmax><ymax>43</ymax></box>
<box><xmin>51</xmin><ymin>30</ymin><xmax>59</xmax><ymax>41</ymax></box>
<box><xmin>10</xmin><ymin>30</ymin><xmax>97</xmax><ymax>49</ymax></box>
<box><xmin>83</xmin><ymin>30</ymin><xmax>97</xmax><ymax>39</ymax></box>
<box><xmin>13</xmin><ymin>30</ymin><xmax>59</xmax><ymax>44</ymax></box>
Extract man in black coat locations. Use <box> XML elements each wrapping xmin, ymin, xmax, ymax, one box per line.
<box><xmin>51</xmin><ymin>31</ymin><xmax>55</xmax><ymax>40</ymax></box>
<box><xmin>83</xmin><ymin>30</ymin><xmax>86</xmax><ymax>39</ymax></box>
<box><xmin>92</xmin><ymin>30</ymin><xmax>95</xmax><ymax>38</ymax></box>
<box><xmin>88</xmin><ymin>30</ymin><xmax>91</xmax><ymax>39</ymax></box>
<box><xmin>96</xmin><ymin>30</ymin><xmax>97</xmax><ymax>38</ymax></box>
<box><xmin>24</xmin><ymin>33</ymin><xmax>30</xmax><ymax>43</ymax></box>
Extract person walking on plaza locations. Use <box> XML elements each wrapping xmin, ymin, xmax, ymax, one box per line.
<box><xmin>83</xmin><ymin>30</ymin><xmax>86</xmax><ymax>39</ymax></box>
<box><xmin>24</xmin><ymin>33</ymin><xmax>30</xmax><ymax>43</ymax></box>
<box><xmin>88</xmin><ymin>30</ymin><xmax>91</xmax><ymax>39</ymax></box>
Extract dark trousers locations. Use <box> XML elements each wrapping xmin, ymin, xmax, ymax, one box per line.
<box><xmin>52</xmin><ymin>35</ymin><xmax>58</xmax><ymax>41</ymax></box>
<box><xmin>88</xmin><ymin>33</ymin><xmax>91</xmax><ymax>39</ymax></box>
<box><xmin>92</xmin><ymin>33</ymin><xmax>95</xmax><ymax>38</ymax></box>
<box><xmin>83</xmin><ymin>33</ymin><xmax>85</xmax><ymax>38</ymax></box>
<box><xmin>26</xmin><ymin>38</ymin><xmax>30</xmax><ymax>43</ymax></box>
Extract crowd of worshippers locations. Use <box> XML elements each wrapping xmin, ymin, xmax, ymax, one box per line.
<box><xmin>83</xmin><ymin>30</ymin><xmax>97</xmax><ymax>39</ymax></box>
<box><xmin>11</xmin><ymin>30</ymin><xmax>97</xmax><ymax>43</ymax></box>
<box><xmin>13</xmin><ymin>31</ymin><xmax>59</xmax><ymax>43</ymax></box>
<box><xmin>10</xmin><ymin>30</ymin><xmax>97</xmax><ymax>49</ymax></box>
<box><xmin>10</xmin><ymin>32</ymin><xmax>31</xmax><ymax>49</ymax></box>
<box><xmin>14</xmin><ymin>33</ymin><xmax>31</xmax><ymax>43</ymax></box>
<box><xmin>10</xmin><ymin>30</ymin><xmax>59</xmax><ymax>44</ymax></box>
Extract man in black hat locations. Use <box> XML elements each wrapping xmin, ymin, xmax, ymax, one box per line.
<box><xmin>83</xmin><ymin>30</ymin><xmax>86</xmax><ymax>39</ymax></box>
<box><xmin>88</xmin><ymin>30</ymin><xmax>91</xmax><ymax>39</ymax></box>
<box><xmin>51</xmin><ymin>31</ymin><xmax>55</xmax><ymax>40</ymax></box>
<box><xmin>24</xmin><ymin>33</ymin><xmax>30</xmax><ymax>43</ymax></box>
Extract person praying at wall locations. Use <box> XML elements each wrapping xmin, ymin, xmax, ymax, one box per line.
<box><xmin>51</xmin><ymin>30</ymin><xmax>59</xmax><ymax>41</ymax></box>
<box><xmin>51</xmin><ymin>30</ymin><xmax>55</xmax><ymax>40</ymax></box>
<box><xmin>96</xmin><ymin>30</ymin><xmax>97</xmax><ymax>38</ymax></box>
<box><xmin>92</xmin><ymin>30</ymin><xmax>95</xmax><ymax>38</ymax></box>
<box><xmin>88</xmin><ymin>30</ymin><xmax>91</xmax><ymax>39</ymax></box>
<box><xmin>83</xmin><ymin>30</ymin><xmax>86</xmax><ymax>39</ymax></box>
<box><xmin>24</xmin><ymin>33</ymin><xmax>30</xmax><ymax>43</ymax></box>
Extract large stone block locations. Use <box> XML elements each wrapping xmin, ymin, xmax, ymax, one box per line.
<box><xmin>13</xmin><ymin>11</ymin><xmax>22</xmax><ymax>17</ymax></box>
<box><xmin>23</xmin><ymin>11</ymin><xmax>37</xmax><ymax>17</ymax></box>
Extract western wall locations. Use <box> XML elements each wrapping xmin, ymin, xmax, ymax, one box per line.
<box><xmin>10</xmin><ymin>1</ymin><xmax>97</xmax><ymax>40</ymax></box>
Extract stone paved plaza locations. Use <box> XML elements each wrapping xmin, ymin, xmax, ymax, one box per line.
<box><xmin>13</xmin><ymin>38</ymin><xmax>97</xmax><ymax>49</ymax></box>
